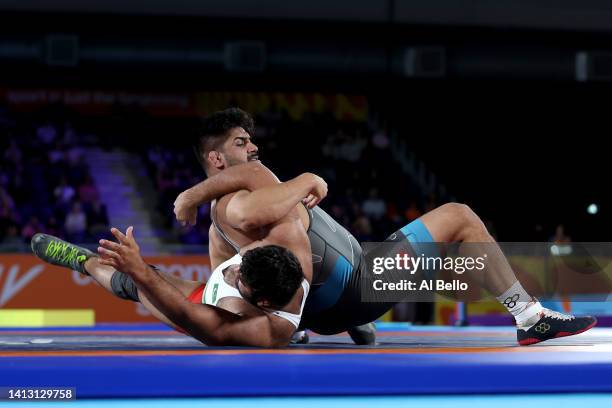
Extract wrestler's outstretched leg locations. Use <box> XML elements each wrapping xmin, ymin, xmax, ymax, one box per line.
<box><xmin>405</xmin><ymin>203</ymin><xmax>596</xmax><ymax>345</ymax></box>
<box><xmin>30</xmin><ymin>233</ymin><xmax>202</xmax><ymax>331</ymax></box>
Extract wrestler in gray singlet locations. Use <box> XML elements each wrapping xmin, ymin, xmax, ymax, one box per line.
<box><xmin>211</xmin><ymin>203</ymin><xmax>418</xmax><ymax>334</ymax></box>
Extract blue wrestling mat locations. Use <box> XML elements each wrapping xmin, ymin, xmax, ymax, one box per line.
<box><xmin>0</xmin><ymin>323</ymin><xmax>611</xmax><ymax>406</ymax></box>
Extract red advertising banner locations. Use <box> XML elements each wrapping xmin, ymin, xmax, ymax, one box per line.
<box><xmin>0</xmin><ymin>254</ymin><xmax>211</xmax><ymax>323</ymax></box>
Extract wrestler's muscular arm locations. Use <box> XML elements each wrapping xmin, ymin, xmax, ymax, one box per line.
<box><xmin>175</xmin><ymin>162</ymin><xmax>326</xmax><ymax>228</ymax></box>
<box><xmin>224</xmin><ymin>176</ymin><xmax>316</xmax><ymax>231</ymax></box>
<box><xmin>181</xmin><ymin>163</ymin><xmax>280</xmax><ymax>206</ymax></box>
<box><xmin>98</xmin><ymin>227</ymin><xmax>294</xmax><ymax>347</ymax></box>
<box><xmin>137</xmin><ymin>274</ymin><xmax>291</xmax><ymax>347</ymax></box>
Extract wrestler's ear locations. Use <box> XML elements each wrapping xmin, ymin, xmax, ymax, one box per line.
<box><xmin>207</xmin><ymin>150</ymin><xmax>224</xmax><ymax>169</ymax></box>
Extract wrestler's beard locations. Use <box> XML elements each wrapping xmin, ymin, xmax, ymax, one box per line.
<box><xmin>224</xmin><ymin>153</ymin><xmax>259</xmax><ymax>168</ymax></box>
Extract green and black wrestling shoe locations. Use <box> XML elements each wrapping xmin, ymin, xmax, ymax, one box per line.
<box><xmin>31</xmin><ymin>233</ymin><xmax>96</xmax><ymax>276</ymax></box>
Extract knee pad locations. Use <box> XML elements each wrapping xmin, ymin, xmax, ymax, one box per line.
<box><xmin>110</xmin><ymin>271</ymin><xmax>139</xmax><ymax>302</ymax></box>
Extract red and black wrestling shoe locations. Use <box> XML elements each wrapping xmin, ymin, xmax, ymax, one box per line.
<box><xmin>517</xmin><ymin>308</ymin><xmax>597</xmax><ymax>346</ymax></box>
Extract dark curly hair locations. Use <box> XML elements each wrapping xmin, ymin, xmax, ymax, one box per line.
<box><xmin>239</xmin><ymin>245</ymin><xmax>304</xmax><ymax>308</ymax></box>
<box><xmin>193</xmin><ymin>107</ymin><xmax>255</xmax><ymax>169</ymax></box>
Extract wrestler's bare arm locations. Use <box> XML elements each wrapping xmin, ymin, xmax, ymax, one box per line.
<box><xmin>98</xmin><ymin>226</ymin><xmax>295</xmax><ymax>347</ymax></box>
<box><xmin>223</xmin><ymin>175</ymin><xmax>317</xmax><ymax>231</ymax></box>
<box><xmin>186</xmin><ymin>162</ymin><xmax>282</xmax><ymax>206</ymax></box>
<box><xmin>175</xmin><ymin>162</ymin><xmax>326</xmax><ymax>228</ymax></box>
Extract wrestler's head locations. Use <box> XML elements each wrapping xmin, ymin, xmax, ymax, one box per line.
<box><xmin>194</xmin><ymin>107</ymin><xmax>259</xmax><ymax>176</ymax></box>
<box><xmin>236</xmin><ymin>245</ymin><xmax>303</xmax><ymax>309</ymax></box>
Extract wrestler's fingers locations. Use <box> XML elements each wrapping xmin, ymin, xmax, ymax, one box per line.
<box><xmin>99</xmin><ymin>239</ymin><xmax>121</xmax><ymax>252</ymax></box>
<box><xmin>306</xmin><ymin>195</ymin><xmax>318</xmax><ymax>208</ymax></box>
<box><xmin>98</xmin><ymin>257</ymin><xmax>119</xmax><ymax>269</ymax></box>
<box><xmin>97</xmin><ymin>246</ymin><xmax>121</xmax><ymax>260</ymax></box>
<box><xmin>188</xmin><ymin>212</ymin><xmax>197</xmax><ymax>226</ymax></box>
<box><xmin>126</xmin><ymin>226</ymin><xmax>135</xmax><ymax>243</ymax></box>
<box><xmin>111</xmin><ymin>227</ymin><xmax>129</xmax><ymax>245</ymax></box>
<box><xmin>302</xmin><ymin>194</ymin><xmax>314</xmax><ymax>204</ymax></box>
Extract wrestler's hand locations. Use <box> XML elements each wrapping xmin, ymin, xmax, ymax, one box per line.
<box><xmin>302</xmin><ymin>173</ymin><xmax>328</xmax><ymax>209</ymax></box>
<box><xmin>174</xmin><ymin>188</ymin><xmax>199</xmax><ymax>227</ymax></box>
<box><xmin>97</xmin><ymin>226</ymin><xmax>149</xmax><ymax>280</ymax></box>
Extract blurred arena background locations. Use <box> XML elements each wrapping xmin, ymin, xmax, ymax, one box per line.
<box><xmin>1</xmin><ymin>0</ymin><xmax>612</xmax><ymax>325</ymax></box>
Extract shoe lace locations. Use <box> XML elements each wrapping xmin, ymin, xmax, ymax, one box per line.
<box><xmin>542</xmin><ymin>308</ymin><xmax>574</xmax><ymax>321</ymax></box>
<box><xmin>45</xmin><ymin>240</ymin><xmax>79</xmax><ymax>264</ymax></box>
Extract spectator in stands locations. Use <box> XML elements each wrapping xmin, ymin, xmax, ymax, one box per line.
<box><xmin>339</xmin><ymin>131</ymin><xmax>367</xmax><ymax>162</ymax></box>
<box><xmin>48</xmin><ymin>140</ymin><xmax>66</xmax><ymax>164</ymax></box>
<box><xmin>21</xmin><ymin>216</ymin><xmax>44</xmax><ymax>242</ymax></box>
<box><xmin>1</xmin><ymin>224</ymin><xmax>23</xmax><ymax>250</ymax></box>
<box><xmin>66</xmin><ymin>148</ymin><xmax>88</xmax><ymax>185</ymax></box>
<box><xmin>37</xmin><ymin>121</ymin><xmax>57</xmax><ymax>145</ymax></box>
<box><xmin>86</xmin><ymin>198</ymin><xmax>110</xmax><ymax>241</ymax></box>
<box><xmin>0</xmin><ymin>105</ymin><xmax>111</xmax><ymax>247</ymax></box>
<box><xmin>330</xmin><ymin>204</ymin><xmax>351</xmax><ymax>229</ymax></box>
<box><xmin>0</xmin><ymin>185</ymin><xmax>18</xmax><ymax>239</ymax></box>
<box><xmin>405</xmin><ymin>202</ymin><xmax>422</xmax><ymax>222</ymax></box>
<box><xmin>371</xmin><ymin>128</ymin><xmax>390</xmax><ymax>150</ymax></box>
<box><xmin>178</xmin><ymin>222</ymin><xmax>210</xmax><ymax>245</ymax></box>
<box><xmin>148</xmin><ymin>146</ymin><xmax>163</xmax><ymax>165</ymax></box>
<box><xmin>0</xmin><ymin>186</ymin><xmax>16</xmax><ymax>215</ymax></box>
<box><xmin>321</xmin><ymin>129</ymin><xmax>341</xmax><ymax>159</ymax></box>
<box><xmin>64</xmin><ymin>201</ymin><xmax>87</xmax><ymax>242</ymax></box>
<box><xmin>551</xmin><ymin>224</ymin><xmax>571</xmax><ymax>243</ymax></box>
<box><xmin>0</xmin><ymin>210</ymin><xmax>15</xmax><ymax>244</ymax></box>
<box><xmin>78</xmin><ymin>174</ymin><xmax>100</xmax><ymax>203</ymax></box>
<box><xmin>352</xmin><ymin>212</ymin><xmax>373</xmax><ymax>242</ymax></box>
<box><xmin>54</xmin><ymin>177</ymin><xmax>76</xmax><ymax>205</ymax></box>
<box><xmin>362</xmin><ymin>188</ymin><xmax>386</xmax><ymax>220</ymax></box>
<box><xmin>4</xmin><ymin>139</ymin><xmax>22</xmax><ymax>166</ymax></box>
<box><xmin>63</xmin><ymin>121</ymin><xmax>77</xmax><ymax>145</ymax></box>
<box><xmin>45</xmin><ymin>217</ymin><xmax>63</xmax><ymax>238</ymax></box>
<box><xmin>176</xmin><ymin>203</ymin><xmax>211</xmax><ymax>245</ymax></box>
<box><xmin>157</xmin><ymin>164</ymin><xmax>177</xmax><ymax>192</ymax></box>
<box><xmin>385</xmin><ymin>201</ymin><xmax>403</xmax><ymax>225</ymax></box>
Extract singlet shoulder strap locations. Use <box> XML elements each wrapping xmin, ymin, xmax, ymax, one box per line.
<box><xmin>269</xmin><ymin>280</ymin><xmax>310</xmax><ymax>329</ymax></box>
<box><xmin>211</xmin><ymin>200</ymin><xmax>241</xmax><ymax>253</ymax></box>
